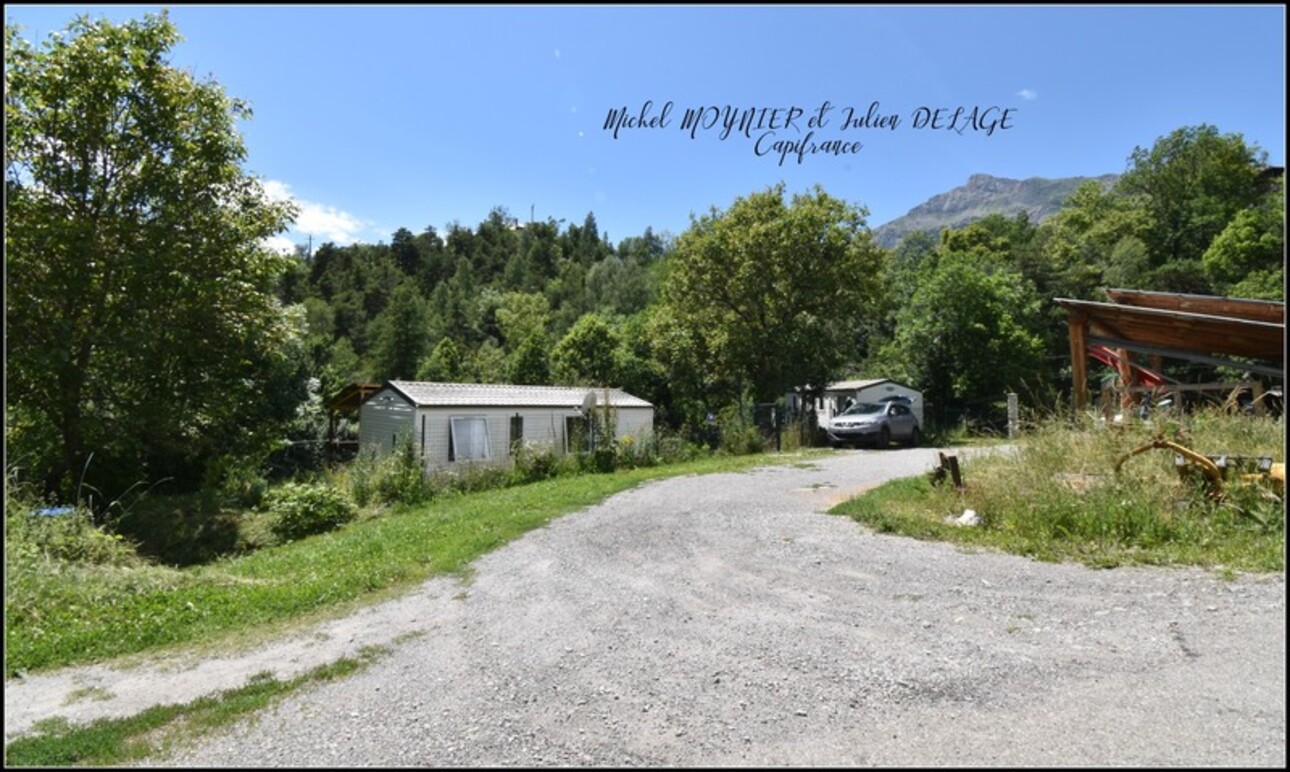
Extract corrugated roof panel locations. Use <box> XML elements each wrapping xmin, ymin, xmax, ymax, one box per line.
<box><xmin>826</xmin><ymin>379</ymin><xmax>890</xmax><ymax>391</ymax></box>
<box><xmin>386</xmin><ymin>381</ymin><xmax>653</xmax><ymax>409</ymax></box>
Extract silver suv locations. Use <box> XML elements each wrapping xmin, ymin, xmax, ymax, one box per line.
<box><xmin>827</xmin><ymin>401</ymin><xmax>921</xmax><ymax>448</ymax></box>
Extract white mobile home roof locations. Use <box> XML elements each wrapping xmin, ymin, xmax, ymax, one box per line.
<box><xmin>825</xmin><ymin>378</ymin><xmax>912</xmax><ymax>392</ymax></box>
<box><xmin>381</xmin><ymin>381</ymin><xmax>653</xmax><ymax>409</ymax></box>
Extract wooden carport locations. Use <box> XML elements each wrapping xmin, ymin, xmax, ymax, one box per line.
<box><xmin>1055</xmin><ymin>289</ymin><xmax>1285</xmax><ymax>412</ymax></box>
<box><xmin>324</xmin><ymin>382</ymin><xmax>382</xmax><ymax>459</ymax></box>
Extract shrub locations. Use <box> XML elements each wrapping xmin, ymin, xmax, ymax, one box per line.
<box><xmin>5</xmin><ymin>503</ymin><xmax>141</xmax><ymax>567</ymax></box>
<box><xmin>578</xmin><ymin>444</ymin><xmax>620</xmax><ymax>474</ymax></box>
<box><xmin>511</xmin><ymin>441</ymin><xmax>572</xmax><ymax>484</ymax></box>
<box><xmin>655</xmin><ymin>430</ymin><xmax>708</xmax><ymax>464</ymax></box>
<box><xmin>337</xmin><ymin>447</ymin><xmax>380</xmax><ymax>508</ymax></box>
<box><xmin>614</xmin><ymin>434</ymin><xmax>659</xmax><ymax>469</ymax></box>
<box><xmin>4</xmin><ymin>465</ymin><xmax>142</xmax><ymax>567</ymax></box>
<box><xmin>335</xmin><ymin>439</ymin><xmax>434</xmax><ymax>508</ymax></box>
<box><xmin>264</xmin><ymin>482</ymin><xmax>356</xmax><ymax>542</ymax></box>
<box><xmin>430</xmin><ymin>462</ymin><xmax>514</xmax><ymax>495</ymax></box>
<box><xmin>200</xmin><ymin>454</ymin><xmax>269</xmax><ymax>511</ymax></box>
<box><xmin>374</xmin><ymin>437</ymin><xmax>434</xmax><ymax>506</ymax></box>
<box><xmin>718</xmin><ymin>422</ymin><xmax>765</xmax><ymax>456</ymax></box>
<box><xmin>779</xmin><ymin>416</ymin><xmax>824</xmax><ymax>452</ymax></box>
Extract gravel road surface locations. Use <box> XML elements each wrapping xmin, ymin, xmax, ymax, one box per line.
<box><xmin>7</xmin><ymin>448</ymin><xmax>1285</xmax><ymax>766</ymax></box>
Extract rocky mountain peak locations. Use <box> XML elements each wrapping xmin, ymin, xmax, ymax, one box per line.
<box><xmin>871</xmin><ymin>173</ymin><xmax>1119</xmax><ymax>248</ymax></box>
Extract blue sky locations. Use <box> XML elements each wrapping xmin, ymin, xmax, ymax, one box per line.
<box><xmin>6</xmin><ymin>4</ymin><xmax>1286</xmax><ymax>252</ymax></box>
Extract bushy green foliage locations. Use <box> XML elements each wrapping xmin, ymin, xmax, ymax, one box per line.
<box><xmin>611</xmin><ymin>434</ymin><xmax>659</xmax><ymax>469</ymax></box>
<box><xmin>577</xmin><ymin>445</ymin><xmax>620</xmax><ymax>474</ymax></box>
<box><xmin>417</xmin><ymin>337</ymin><xmax>465</xmax><ymax>382</ymax></box>
<box><xmin>429</xmin><ymin>462</ymin><xmax>515</xmax><ymax>495</ymax></box>
<box><xmin>551</xmin><ymin>313</ymin><xmax>621</xmax><ymax>386</ymax></box>
<box><xmin>6</xmin><ymin>503</ymin><xmax>140</xmax><ymax>568</ymax></box>
<box><xmin>778</xmin><ymin>416</ymin><xmax>827</xmax><ymax>452</ymax></box>
<box><xmin>200</xmin><ymin>455</ymin><xmax>270</xmax><ymax>512</ymax></box>
<box><xmin>6</xmin><ymin>13</ymin><xmax>302</xmax><ymax>501</ymax></box>
<box><xmin>110</xmin><ymin>492</ymin><xmax>244</xmax><ymax>567</ymax></box>
<box><xmin>374</xmin><ymin>437</ymin><xmax>435</xmax><ymax>506</ymax></box>
<box><xmin>656</xmin><ymin>183</ymin><xmax>885</xmax><ymax>407</ymax></box>
<box><xmin>510</xmin><ymin>441</ymin><xmax>575</xmax><ymax>483</ymax></box>
<box><xmin>1201</xmin><ymin>181</ymin><xmax>1284</xmax><ymax>300</ymax></box>
<box><xmin>716</xmin><ymin>403</ymin><xmax>766</xmax><ymax>456</ymax></box>
<box><xmin>370</xmin><ymin>282</ymin><xmax>433</xmax><ymax>381</ymax></box>
<box><xmin>876</xmin><ymin>251</ymin><xmax>1046</xmax><ymax>429</ymax></box>
<box><xmin>507</xmin><ymin>335</ymin><xmax>552</xmax><ymax>385</ymax></box>
<box><xmin>264</xmin><ymin>482</ymin><xmax>356</xmax><ymax>542</ymax></box>
<box><xmin>332</xmin><ymin>439</ymin><xmax>434</xmax><ymax>508</ymax></box>
<box><xmin>652</xmin><ymin>430</ymin><xmax>710</xmax><ymax>464</ymax></box>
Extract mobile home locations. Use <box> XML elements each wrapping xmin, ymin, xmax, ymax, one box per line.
<box><xmin>358</xmin><ymin>381</ymin><xmax>654</xmax><ymax>470</ymax></box>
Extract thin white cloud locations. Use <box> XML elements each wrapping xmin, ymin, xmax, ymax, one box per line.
<box><xmin>554</xmin><ymin>48</ymin><xmax>561</xmax><ymax>58</ymax></box>
<box><xmin>1016</xmin><ymin>88</ymin><xmax>1038</xmax><ymax>101</ymax></box>
<box><xmin>262</xmin><ymin>179</ymin><xmax>371</xmax><ymax>245</ymax></box>
<box><xmin>262</xmin><ymin>234</ymin><xmax>297</xmax><ymax>256</ymax></box>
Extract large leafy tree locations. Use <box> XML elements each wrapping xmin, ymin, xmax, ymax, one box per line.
<box><xmin>656</xmin><ymin>184</ymin><xmax>885</xmax><ymax>405</ymax></box>
<box><xmin>417</xmin><ymin>337</ymin><xmax>465</xmax><ymax>382</ymax></box>
<box><xmin>1201</xmin><ymin>180</ymin><xmax>1284</xmax><ymax>300</ymax></box>
<box><xmin>878</xmin><ymin>253</ymin><xmax>1046</xmax><ymax>422</ymax></box>
<box><xmin>5</xmin><ymin>14</ymin><xmax>300</xmax><ymax>498</ymax></box>
<box><xmin>507</xmin><ymin>337</ymin><xmax>551</xmax><ymax>385</ymax></box>
<box><xmin>1115</xmin><ymin>124</ymin><xmax>1268</xmax><ymax>290</ymax></box>
<box><xmin>551</xmin><ymin>313</ymin><xmax>621</xmax><ymax>386</ymax></box>
<box><xmin>494</xmin><ymin>291</ymin><xmax>551</xmax><ymax>347</ymax></box>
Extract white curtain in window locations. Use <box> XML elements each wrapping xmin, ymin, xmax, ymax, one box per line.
<box><xmin>450</xmin><ymin>417</ymin><xmax>490</xmax><ymax>461</ymax></box>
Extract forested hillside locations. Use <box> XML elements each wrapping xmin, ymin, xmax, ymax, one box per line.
<box><xmin>281</xmin><ymin>123</ymin><xmax>1282</xmax><ymax>438</ymax></box>
<box><xmin>6</xmin><ymin>15</ymin><xmax>1284</xmax><ymax>510</ymax></box>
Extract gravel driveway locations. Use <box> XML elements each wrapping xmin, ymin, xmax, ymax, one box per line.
<box><xmin>8</xmin><ymin>448</ymin><xmax>1286</xmax><ymax>766</ymax></box>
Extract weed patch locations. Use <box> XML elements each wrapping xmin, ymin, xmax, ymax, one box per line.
<box><xmin>830</xmin><ymin>410</ymin><xmax>1285</xmax><ymax>571</ymax></box>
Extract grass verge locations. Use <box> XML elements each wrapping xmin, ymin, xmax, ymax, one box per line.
<box><xmin>829</xmin><ymin>411</ymin><xmax>1284</xmax><ymax>572</ymax></box>
<box><xmin>3</xmin><ymin>646</ymin><xmax>388</xmax><ymax>767</ymax></box>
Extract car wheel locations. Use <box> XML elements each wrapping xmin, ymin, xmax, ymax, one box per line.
<box><xmin>909</xmin><ymin>427</ymin><xmax>922</xmax><ymax>447</ymax></box>
<box><xmin>878</xmin><ymin>426</ymin><xmax>890</xmax><ymax>448</ymax></box>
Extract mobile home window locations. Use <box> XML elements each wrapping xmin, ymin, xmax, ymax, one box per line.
<box><xmin>509</xmin><ymin>414</ymin><xmax>523</xmax><ymax>453</ymax></box>
<box><xmin>449</xmin><ymin>416</ymin><xmax>490</xmax><ymax>461</ymax></box>
<box><xmin>564</xmin><ymin>415</ymin><xmax>589</xmax><ymax>454</ymax></box>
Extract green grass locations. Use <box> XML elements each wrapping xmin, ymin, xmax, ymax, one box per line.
<box><xmin>5</xmin><ymin>451</ymin><xmax>819</xmax><ymax>677</ymax></box>
<box><xmin>3</xmin><ymin>647</ymin><xmax>387</xmax><ymax>767</ymax></box>
<box><xmin>830</xmin><ymin>410</ymin><xmax>1285</xmax><ymax>571</ymax></box>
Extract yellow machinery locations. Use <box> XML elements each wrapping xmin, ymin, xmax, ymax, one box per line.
<box><xmin>1115</xmin><ymin>434</ymin><xmax>1284</xmax><ymax>501</ymax></box>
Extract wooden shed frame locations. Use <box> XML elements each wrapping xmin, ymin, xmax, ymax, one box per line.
<box><xmin>1055</xmin><ymin>289</ymin><xmax>1285</xmax><ymax>413</ymax></box>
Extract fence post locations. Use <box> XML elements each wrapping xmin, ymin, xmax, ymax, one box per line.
<box><xmin>1007</xmin><ymin>392</ymin><xmax>1019</xmax><ymax>438</ymax></box>
<box><xmin>774</xmin><ymin>406</ymin><xmax>781</xmax><ymax>452</ymax></box>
